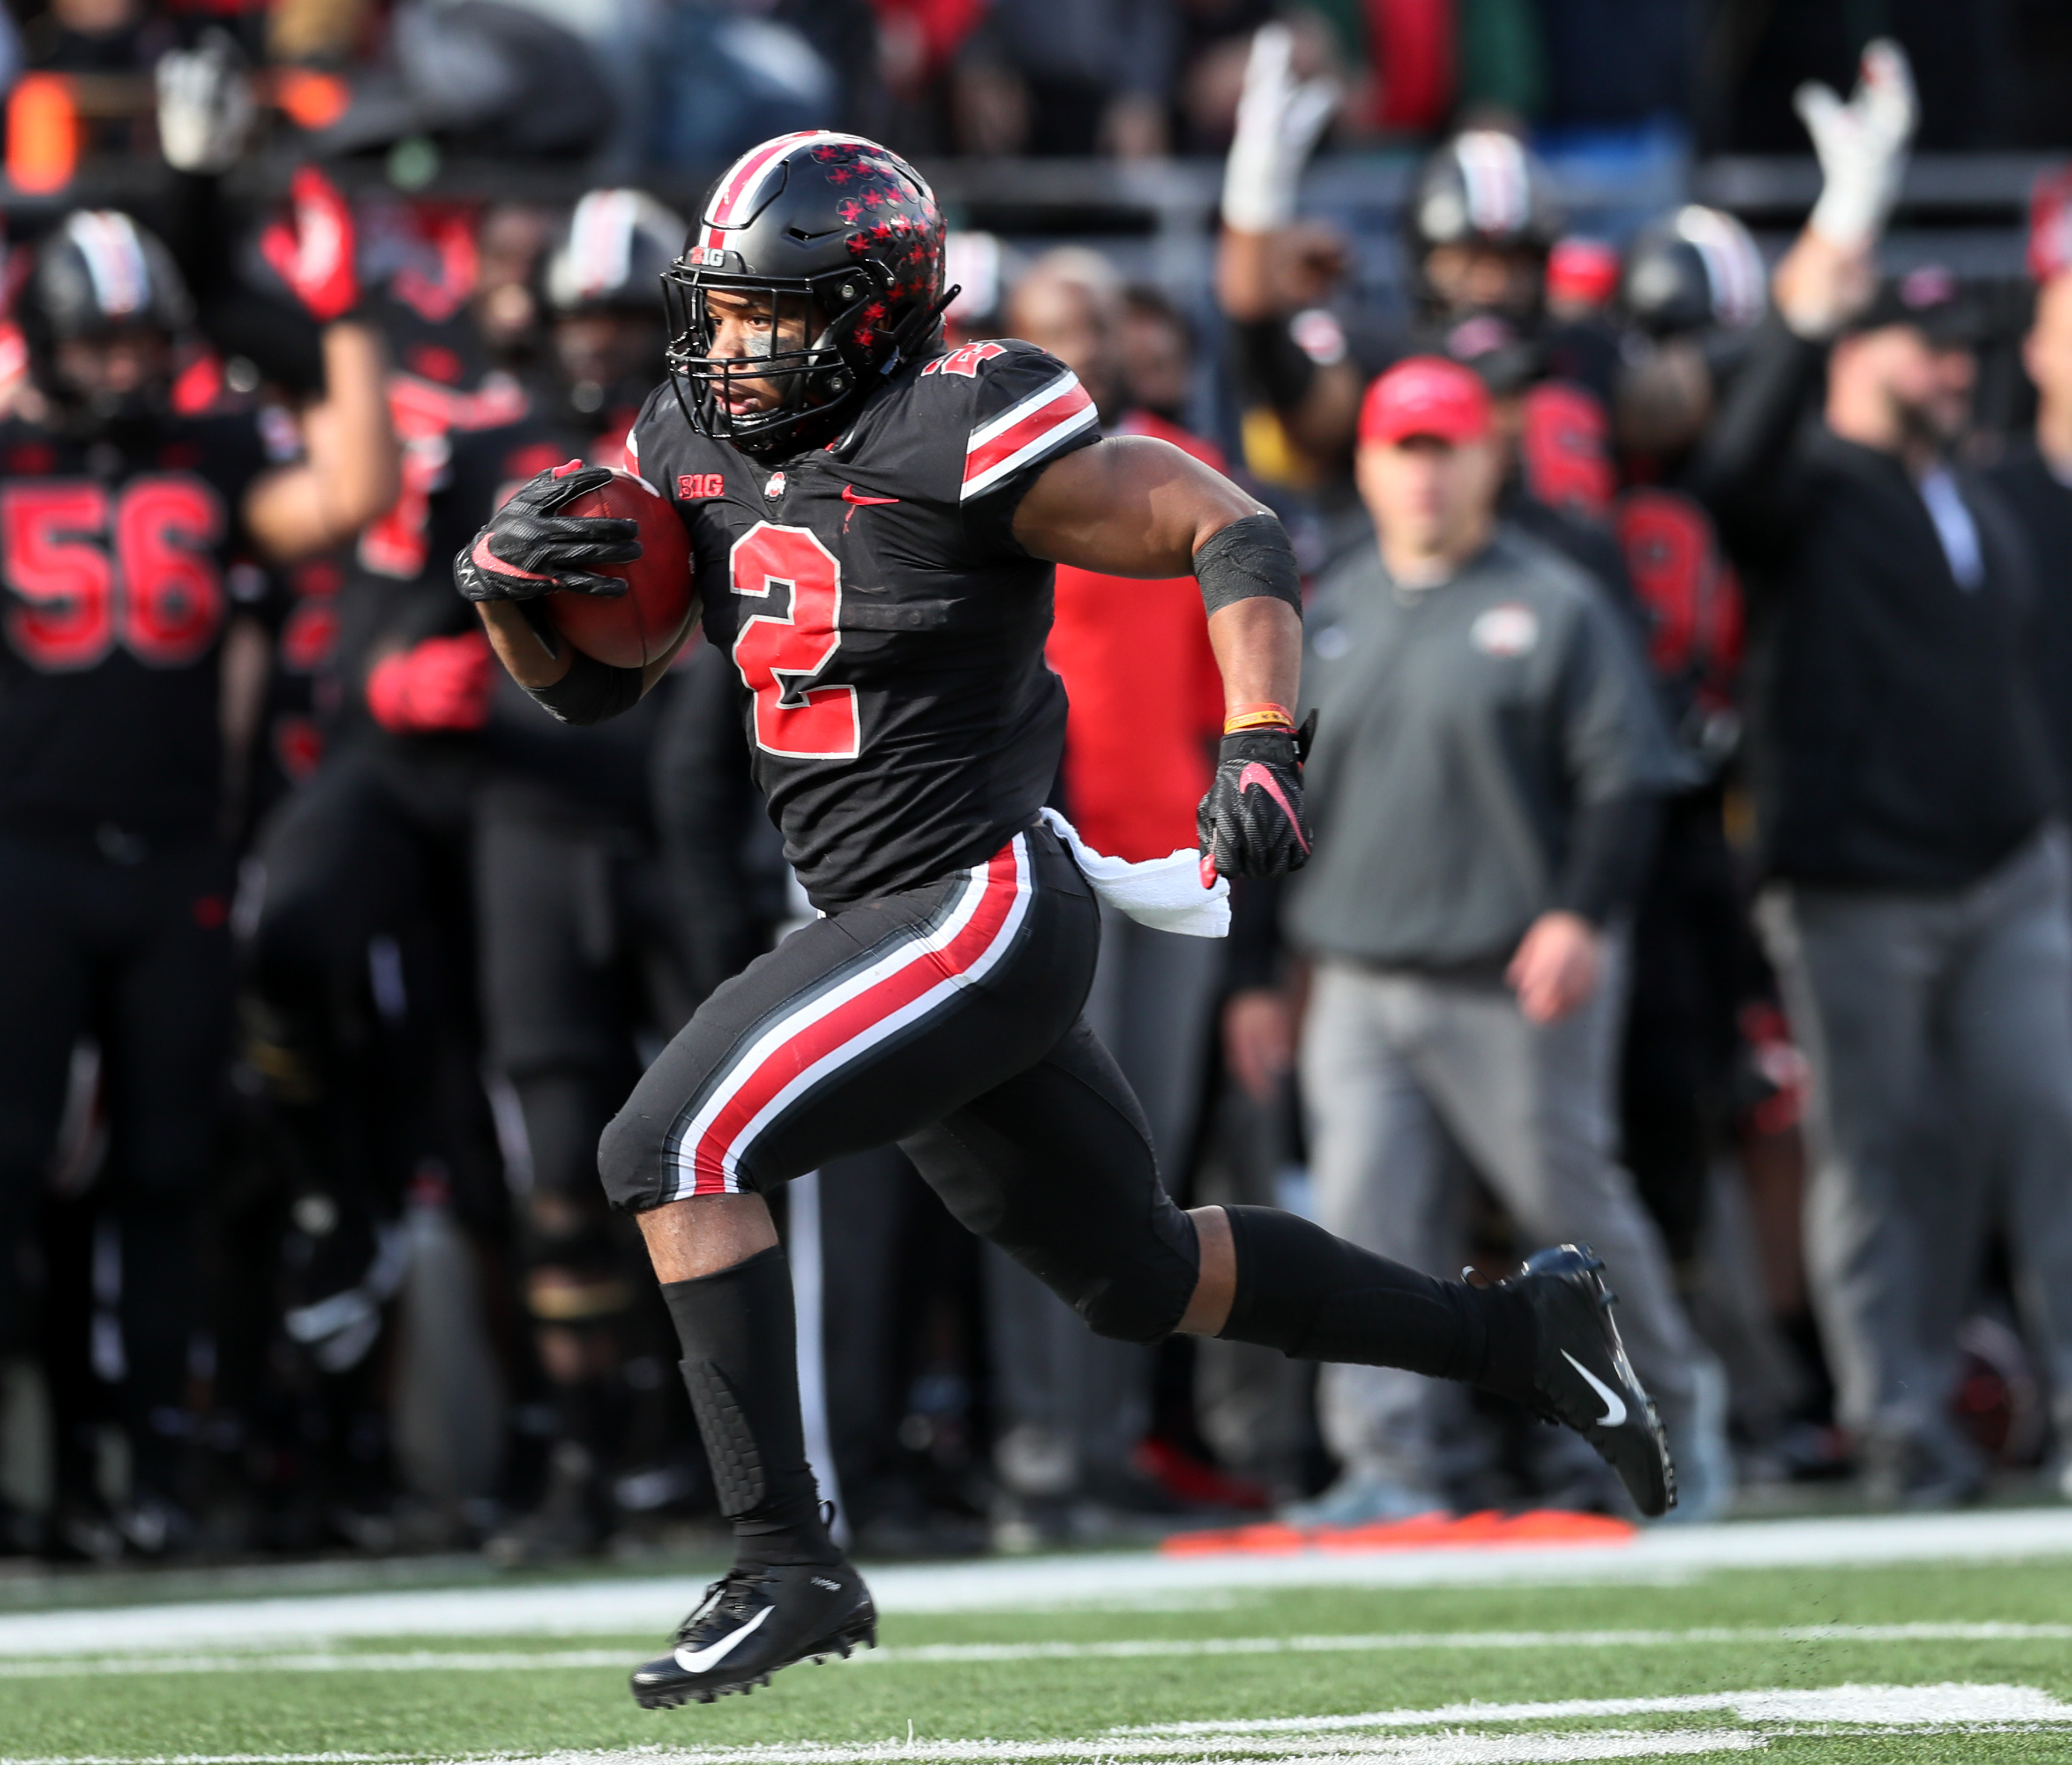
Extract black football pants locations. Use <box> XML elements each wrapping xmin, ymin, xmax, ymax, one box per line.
<box><xmin>600</xmin><ymin>824</ymin><xmax>1202</xmax><ymax>1345</ymax></box>
<box><xmin>243</xmin><ymin>747</ymin><xmax>505</xmax><ymax>1315</ymax></box>
<box><xmin>0</xmin><ymin>829</ymin><xmax>235</xmax><ymax>1492</ymax></box>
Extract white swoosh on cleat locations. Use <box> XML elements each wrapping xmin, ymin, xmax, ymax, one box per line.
<box><xmin>1561</xmin><ymin>1350</ymin><xmax>1627</xmax><ymax>1428</ymax></box>
<box><xmin>673</xmin><ymin>1604</ymin><xmax>771</xmax><ymax>1674</ymax></box>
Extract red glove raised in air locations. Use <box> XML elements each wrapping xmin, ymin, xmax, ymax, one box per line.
<box><xmin>367</xmin><ymin>631</ymin><xmax>495</xmax><ymax>732</ymax></box>
<box><xmin>260</xmin><ymin>165</ymin><xmax>360</xmax><ymax>323</ymax></box>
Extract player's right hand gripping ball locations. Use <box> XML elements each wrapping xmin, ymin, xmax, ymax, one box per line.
<box><xmin>454</xmin><ymin>461</ymin><xmax>639</xmax><ymax>603</ymax></box>
<box><xmin>1197</xmin><ymin>713</ymin><xmax>1315</xmax><ymax>882</ymax></box>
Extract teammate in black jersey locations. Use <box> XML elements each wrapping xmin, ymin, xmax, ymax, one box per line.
<box><xmin>456</xmin><ymin>132</ymin><xmax>1678</xmax><ymax>1706</ymax></box>
<box><xmin>0</xmin><ymin>205</ymin><xmax>396</xmax><ymax>1551</ymax></box>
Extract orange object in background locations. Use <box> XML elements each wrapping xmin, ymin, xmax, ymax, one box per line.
<box><xmin>1161</xmin><ymin>1507</ymin><xmax>1637</xmax><ymax>1556</ymax></box>
<box><xmin>271</xmin><ymin>68</ymin><xmax>351</xmax><ymax>132</ymax></box>
<box><xmin>6</xmin><ymin>74</ymin><xmax>80</xmax><ymax>195</ymax></box>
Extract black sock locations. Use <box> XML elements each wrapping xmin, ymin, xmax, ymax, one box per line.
<box><xmin>1216</xmin><ymin>1206</ymin><xmax>1538</xmax><ymax>1403</ymax></box>
<box><xmin>660</xmin><ymin>1246</ymin><xmax>836</xmax><ymax>1567</ymax></box>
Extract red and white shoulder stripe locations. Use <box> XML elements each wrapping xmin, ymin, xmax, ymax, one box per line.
<box><xmin>961</xmin><ymin>369</ymin><xmax>1097</xmax><ymax>502</ymax></box>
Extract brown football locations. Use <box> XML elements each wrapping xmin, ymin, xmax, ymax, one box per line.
<box><xmin>541</xmin><ymin>468</ymin><xmax>695</xmax><ymax>668</ymax></box>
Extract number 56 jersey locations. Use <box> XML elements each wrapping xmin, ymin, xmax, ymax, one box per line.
<box><xmin>0</xmin><ymin>413</ymin><xmax>270</xmax><ymax>846</ymax></box>
<box><xmin>630</xmin><ymin>339</ymin><xmax>1101</xmax><ymax>911</ymax></box>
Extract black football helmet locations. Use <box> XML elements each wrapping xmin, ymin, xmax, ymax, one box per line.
<box><xmin>662</xmin><ymin>131</ymin><xmax>949</xmax><ymax>459</ymax></box>
<box><xmin>28</xmin><ymin>210</ymin><xmax>193</xmax><ymax>343</ymax></box>
<box><xmin>545</xmin><ymin>188</ymin><xmax>686</xmax><ymax>315</ymax></box>
<box><xmin>22</xmin><ymin>210</ymin><xmax>194</xmax><ymax>421</ymax></box>
<box><xmin>1410</xmin><ymin>130</ymin><xmax>1563</xmax><ymax>256</ymax></box>
<box><xmin>1622</xmin><ymin>206</ymin><xmax>1766</xmax><ymax>337</ymax></box>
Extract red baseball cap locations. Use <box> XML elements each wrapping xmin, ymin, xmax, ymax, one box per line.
<box><xmin>1359</xmin><ymin>355</ymin><xmax>1492</xmax><ymax>446</ymax></box>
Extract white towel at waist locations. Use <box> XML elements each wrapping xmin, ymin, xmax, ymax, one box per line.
<box><xmin>1038</xmin><ymin>807</ymin><xmax>1229</xmax><ymax>938</ymax></box>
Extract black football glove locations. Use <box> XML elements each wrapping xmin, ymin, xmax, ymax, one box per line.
<box><xmin>452</xmin><ymin>461</ymin><xmax>638</xmax><ymax>603</ymax></box>
<box><xmin>1197</xmin><ymin>711</ymin><xmax>1315</xmax><ymax>883</ymax></box>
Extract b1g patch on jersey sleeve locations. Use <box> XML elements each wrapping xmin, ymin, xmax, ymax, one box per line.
<box><xmin>949</xmin><ymin>345</ymin><xmax>1099</xmax><ymax>503</ymax></box>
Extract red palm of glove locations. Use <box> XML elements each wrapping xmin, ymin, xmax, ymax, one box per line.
<box><xmin>367</xmin><ymin>632</ymin><xmax>495</xmax><ymax>732</ymax></box>
<box><xmin>260</xmin><ymin>166</ymin><xmax>359</xmax><ymax>323</ymax></box>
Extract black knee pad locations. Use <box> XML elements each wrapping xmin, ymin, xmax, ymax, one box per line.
<box><xmin>596</xmin><ymin>1102</ymin><xmax>664</xmax><ymax>1213</ymax></box>
<box><xmin>1069</xmin><ymin>1202</ymin><xmax>1201</xmax><ymax>1344</ymax></box>
<box><xmin>1076</xmin><ymin>1277</ymin><xmax>1187</xmax><ymax>1345</ymax></box>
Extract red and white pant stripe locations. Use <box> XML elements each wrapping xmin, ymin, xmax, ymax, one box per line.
<box><xmin>663</xmin><ymin>835</ymin><xmax>1034</xmax><ymax>1199</ymax></box>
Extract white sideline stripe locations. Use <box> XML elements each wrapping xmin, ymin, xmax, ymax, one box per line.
<box><xmin>448</xmin><ymin>1734</ymin><xmax>1765</xmax><ymax>1765</ymax></box>
<box><xmin>5</xmin><ymin>1510</ymin><xmax>2072</xmax><ymax>1653</ymax></box>
<box><xmin>0</xmin><ymin>1738</ymin><xmax>1763</xmax><ymax>1765</ymax></box>
<box><xmin>9</xmin><ymin>1685</ymin><xmax>2057</xmax><ymax>1765</ymax></box>
<box><xmin>1122</xmin><ymin>1683</ymin><xmax>2072</xmax><ymax>1735</ymax></box>
<box><xmin>5</xmin><ymin>1623</ymin><xmax>2071</xmax><ymax>1675</ymax></box>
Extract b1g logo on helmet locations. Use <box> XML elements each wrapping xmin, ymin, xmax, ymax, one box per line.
<box><xmin>693</xmin><ymin>248</ymin><xmax>728</xmax><ymax>269</ymax></box>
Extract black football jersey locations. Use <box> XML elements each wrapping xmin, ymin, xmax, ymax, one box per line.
<box><xmin>630</xmin><ymin>339</ymin><xmax>1101</xmax><ymax>910</ymax></box>
<box><xmin>0</xmin><ymin>413</ymin><xmax>270</xmax><ymax>842</ymax></box>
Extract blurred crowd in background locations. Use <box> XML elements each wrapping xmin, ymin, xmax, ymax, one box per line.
<box><xmin>7</xmin><ymin>0</ymin><xmax>2072</xmax><ymax>172</ymax></box>
<box><xmin>6</xmin><ymin>0</ymin><xmax>2072</xmax><ymax>1571</ymax></box>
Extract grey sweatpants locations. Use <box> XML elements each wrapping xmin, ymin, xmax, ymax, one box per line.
<box><xmin>985</xmin><ymin>898</ymin><xmax>1221</xmax><ymax>1496</ymax></box>
<box><xmin>1300</xmin><ymin>933</ymin><xmax>1700</xmax><ymax>1489</ymax></box>
<box><xmin>1756</xmin><ymin>825</ymin><xmax>2072</xmax><ymax>1442</ymax></box>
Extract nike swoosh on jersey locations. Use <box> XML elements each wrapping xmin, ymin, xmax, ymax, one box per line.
<box><xmin>841</xmin><ymin>485</ymin><xmax>900</xmax><ymax>506</ymax></box>
<box><xmin>1561</xmin><ymin>1350</ymin><xmax>1628</xmax><ymax>1428</ymax></box>
<box><xmin>672</xmin><ymin>1603</ymin><xmax>771</xmax><ymax>1674</ymax></box>
<box><xmin>1236</xmin><ymin>762</ymin><xmax>1311</xmax><ymax>852</ymax></box>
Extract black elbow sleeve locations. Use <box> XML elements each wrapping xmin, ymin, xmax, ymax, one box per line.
<box><xmin>1194</xmin><ymin>513</ymin><xmax>1303</xmax><ymax>619</ymax></box>
<box><xmin>526</xmin><ymin>647</ymin><xmax>644</xmax><ymax>726</ymax></box>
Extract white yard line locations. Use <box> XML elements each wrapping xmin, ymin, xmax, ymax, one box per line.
<box><xmin>2</xmin><ymin>1622</ymin><xmax>2070</xmax><ymax>1676</ymax></box>
<box><xmin>9</xmin><ymin>1683</ymin><xmax>2063</xmax><ymax>1765</ymax></box>
<box><xmin>0</xmin><ymin>1741</ymin><xmax>1764</xmax><ymax>1765</ymax></box>
<box><xmin>3</xmin><ymin>1509</ymin><xmax>2070</xmax><ymax>1654</ymax></box>
<box><xmin>1120</xmin><ymin>1682</ymin><xmax>2072</xmax><ymax>1734</ymax></box>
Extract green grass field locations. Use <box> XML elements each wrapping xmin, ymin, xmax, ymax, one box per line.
<box><xmin>6</xmin><ymin>1546</ymin><xmax>2072</xmax><ymax>1764</ymax></box>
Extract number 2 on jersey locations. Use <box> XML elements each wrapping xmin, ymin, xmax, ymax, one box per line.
<box><xmin>730</xmin><ymin>522</ymin><xmax>859</xmax><ymax>760</ymax></box>
<box><xmin>2</xmin><ymin>477</ymin><xmax>226</xmax><ymax>672</ymax></box>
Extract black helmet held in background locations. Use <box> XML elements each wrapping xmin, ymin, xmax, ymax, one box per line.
<box><xmin>1410</xmin><ymin>130</ymin><xmax>1563</xmax><ymax>256</ymax></box>
<box><xmin>663</xmin><ymin>131</ymin><xmax>949</xmax><ymax>459</ymax></box>
<box><xmin>1622</xmin><ymin>205</ymin><xmax>1767</xmax><ymax>338</ymax></box>
<box><xmin>545</xmin><ymin>189</ymin><xmax>687</xmax><ymax>316</ymax></box>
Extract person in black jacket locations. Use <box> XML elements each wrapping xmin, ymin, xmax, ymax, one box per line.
<box><xmin>1690</xmin><ymin>215</ymin><xmax>2072</xmax><ymax>1509</ymax></box>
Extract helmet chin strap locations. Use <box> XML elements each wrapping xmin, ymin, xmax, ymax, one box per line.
<box><xmin>878</xmin><ymin>286</ymin><xmax>960</xmax><ymax>378</ymax></box>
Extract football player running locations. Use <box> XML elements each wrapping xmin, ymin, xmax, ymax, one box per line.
<box><xmin>456</xmin><ymin>133</ymin><xmax>1677</xmax><ymax>1708</ymax></box>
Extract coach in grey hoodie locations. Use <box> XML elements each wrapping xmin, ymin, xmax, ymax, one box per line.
<box><xmin>1285</xmin><ymin>356</ymin><xmax>1723</xmax><ymax>1524</ymax></box>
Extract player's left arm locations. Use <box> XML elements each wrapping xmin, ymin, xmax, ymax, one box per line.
<box><xmin>241</xmin><ymin>320</ymin><xmax>401</xmax><ymax>564</ymax></box>
<box><xmin>1013</xmin><ymin>435</ymin><xmax>1299</xmax><ymax>711</ymax></box>
<box><xmin>1013</xmin><ymin>435</ymin><xmax>1312</xmax><ymax>879</ymax></box>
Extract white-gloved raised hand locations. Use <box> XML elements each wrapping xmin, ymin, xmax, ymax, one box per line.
<box><xmin>1221</xmin><ymin>23</ymin><xmax>1337</xmax><ymax>235</ymax></box>
<box><xmin>156</xmin><ymin>29</ymin><xmax>257</xmax><ymax>174</ymax></box>
<box><xmin>1794</xmin><ymin>38</ymin><xmax>1916</xmax><ymax>250</ymax></box>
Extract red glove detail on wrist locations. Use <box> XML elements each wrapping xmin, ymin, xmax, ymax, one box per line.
<box><xmin>367</xmin><ymin>631</ymin><xmax>495</xmax><ymax>732</ymax></box>
<box><xmin>260</xmin><ymin>165</ymin><xmax>360</xmax><ymax>323</ymax></box>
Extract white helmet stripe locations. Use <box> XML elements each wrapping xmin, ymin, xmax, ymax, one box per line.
<box><xmin>700</xmin><ymin>131</ymin><xmax>883</xmax><ymax>254</ymax></box>
<box><xmin>1455</xmin><ymin>132</ymin><xmax>1528</xmax><ymax>237</ymax></box>
<box><xmin>65</xmin><ymin>211</ymin><xmax>150</xmax><ymax>319</ymax></box>
<box><xmin>569</xmin><ymin>189</ymin><xmax>639</xmax><ymax>300</ymax></box>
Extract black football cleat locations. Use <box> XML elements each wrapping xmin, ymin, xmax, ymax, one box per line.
<box><xmin>1499</xmin><ymin>1244</ymin><xmax>1677</xmax><ymax>1519</ymax></box>
<box><xmin>629</xmin><ymin>1559</ymin><xmax>877</xmax><ymax>1708</ymax></box>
